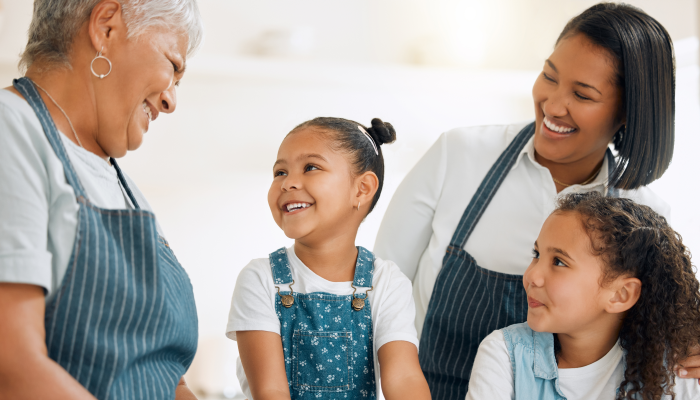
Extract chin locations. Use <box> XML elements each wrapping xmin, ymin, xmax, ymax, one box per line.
<box><xmin>526</xmin><ymin>314</ymin><xmax>550</xmax><ymax>333</ymax></box>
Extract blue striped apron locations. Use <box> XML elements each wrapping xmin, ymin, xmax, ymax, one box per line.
<box><xmin>13</xmin><ymin>77</ymin><xmax>198</xmax><ymax>400</ymax></box>
<box><xmin>418</xmin><ymin>122</ymin><xmax>618</xmax><ymax>400</ymax></box>
<box><xmin>271</xmin><ymin>246</ymin><xmax>376</xmax><ymax>399</ymax></box>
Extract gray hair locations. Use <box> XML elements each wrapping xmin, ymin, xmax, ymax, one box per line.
<box><xmin>19</xmin><ymin>0</ymin><xmax>204</xmax><ymax>72</ymax></box>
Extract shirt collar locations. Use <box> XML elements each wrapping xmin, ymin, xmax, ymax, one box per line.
<box><xmin>514</xmin><ymin>135</ymin><xmax>611</xmax><ymax>190</ymax></box>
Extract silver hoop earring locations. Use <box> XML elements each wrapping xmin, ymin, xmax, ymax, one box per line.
<box><xmin>357</xmin><ymin>202</ymin><xmax>361</xmax><ymax>211</ymax></box>
<box><xmin>90</xmin><ymin>47</ymin><xmax>112</xmax><ymax>79</ymax></box>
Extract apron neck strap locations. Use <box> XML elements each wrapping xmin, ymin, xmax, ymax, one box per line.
<box><xmin>604</xmin><ymin>149</ymin><xmax>620</xmax><ymax>197</ymax></box>
<box><xmin>13</xmin><ymin>77</ymin><xmax>88</xmax><ymax>199</ymax></box>
<box><xmin>449</xmin><ymin>122</ymin><xmax>535</xmax><ymax>248</ymax></box>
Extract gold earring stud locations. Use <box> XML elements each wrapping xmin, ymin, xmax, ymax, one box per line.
<box><xmin>357</xmin><ymin>201</ymin><xmax>361</xmax><ymax>211</ymax></box>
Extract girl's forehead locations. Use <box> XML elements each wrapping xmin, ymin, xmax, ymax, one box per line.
<box><xmin>280</xmin><ymin>128</ymin><xmax>332</xmax><ymax>152</ymax></box>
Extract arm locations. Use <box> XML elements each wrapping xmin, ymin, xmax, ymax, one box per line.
<box><xmin>236</xmin><ymin>331</ymin><xmax>291</xmax><ymax>400</ymax></box>
<box><xmin>373</xmin><ymin>132</ymin><xmax>448</xmax><ymax>281</ymax></box>
<box><xmin>0</xmin><ymin>283</ymin><xmax>97</xmax><ymax>400</ymax></box>
<box><xmin>175</xmin><ymin>377</ymin><xmax>198</xmax><ymax>400</ymax></box>
<box><xmin>378</xmin><ymin>341</ymin><xmax>430</xmax><ymax>400</ymax></box>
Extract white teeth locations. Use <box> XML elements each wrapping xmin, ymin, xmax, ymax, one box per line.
<box><xmin>286</xmin><ymin>203</ymin><xmax>311</xmax><ymax>212</ymax></box>
<box><xmin>544</xmin><ymin>116</ymin><xmax>575</xmax><ymax>133</ymax></box>
<box><xmin>142</xmin><ymin>101</ymin><xmax>153</xmax><ymax>121</ymax></box>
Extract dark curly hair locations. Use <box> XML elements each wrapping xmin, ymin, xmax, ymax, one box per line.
<box><xmin>289</xmin><ymin>117</ymin><xmax>397</xmax><ymax>214</ymax></box>
<box><xmin>555</xmin><ymin>192</ymin><xmax>700</xmax><ymax>400</ymax></box>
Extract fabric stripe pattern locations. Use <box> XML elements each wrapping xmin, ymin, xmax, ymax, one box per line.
<box><xmin>418</xmin><ymin>122</ymin><xmax>619</xmax><ymax>400</ymax></box>
<box><xmin>14</xmin><ymin>77</ymin><xmax>198</xmax><ymax>400</ymax></box>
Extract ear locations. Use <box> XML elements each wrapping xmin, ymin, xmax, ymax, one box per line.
<box><xmin>605</xmin><ymin>277</ymin><xmax>641</xmax><ymax>314</ymax></box>
<box><xmin>354</xmin><ymin>171</ymin><xmax>379</xmax><ymax>212</ymax></box>
<box><xmin>87</xmin><ymin>0</ymin><xmax>125</xmax><ymax>54</ymax></box>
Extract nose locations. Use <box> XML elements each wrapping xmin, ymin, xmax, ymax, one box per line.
<box><xmin>159</xmin><ymin>84</ymin><xmax>177</xmax><ymax>114</ymax></box>
<box><xmin>542</xmin><ymin>88</ymin><xmax>568</xmax><ymax>118</ymax></box>
<box><xmin>281</xmin><ymin>174</ymin><xmax>301</xmax><ymax>192</ymax></box>
<box><xmin>523</xmin><ymin>260</ymin><xmax>545</xmax><ymax>289</ymax></box>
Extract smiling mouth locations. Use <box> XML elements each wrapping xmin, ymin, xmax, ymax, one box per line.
<box><xmin>543</xmin><ymin>116</ymin><xmax>576</xmax><ymax>134</ymax></box>
<box><xmin>284</xmin><ymin>202</ymin><xmax>312</xmax><ymax>213</ymax></box>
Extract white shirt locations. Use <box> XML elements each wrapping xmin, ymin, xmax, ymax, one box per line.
<box><xmin>226</xmin><ymin>245</ymin><xmax>419</xmax><ymax>400</ymax></box>
<box><xmin>373</xmin><ymin>123</ymin><xmax>671</xmax><ymax>337</ymax></box>
<box><xmin>466</xmin><ymin>330</ymin><xmax>700</xmax><ymax>400</ymax></box>
<box><xmin>0</xmin><ymin>89</ymin><xmax>160</xmax><ymax>300</ymax></box>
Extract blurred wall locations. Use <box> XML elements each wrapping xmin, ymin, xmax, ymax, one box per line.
<box><xmin>0</xmin><ymin>1</ymin><xmax>698</xmax><ymax>398</ymax></box>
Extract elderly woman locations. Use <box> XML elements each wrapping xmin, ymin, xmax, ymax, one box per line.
<box><xmin>0</xmin><ymin>1</ymin><xmax>203</xmax><ymax>399</ymax></box>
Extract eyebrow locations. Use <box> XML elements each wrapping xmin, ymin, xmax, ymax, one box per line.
<box><xmin>549</xmin><ymin>247</ymin><xmax>574</xmax><ymax>261</ymax></box>
<box><xmin>545</xmin><ymin>59</ymin><xmax>602</xmax><ymax>95</ymax></box>
<box><xmin>273</xmin><ymin>153</ymin><xmax>328</xmax><ymax>168</ymax></box>
<box><xmin>534</xmin><ymin>241</ymin><xmax>575</xmax><ymax>261</ymax></box>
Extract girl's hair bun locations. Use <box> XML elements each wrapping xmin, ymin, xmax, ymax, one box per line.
<box><xmin>367</xmin><ymin>118</ymin><xmax>397</xmax><ymax>145</ymax></box>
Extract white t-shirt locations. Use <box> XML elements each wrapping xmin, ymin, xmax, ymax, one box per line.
<box><xmin>226</xmin><ymin>245</ymin><xmax>419</xmax><ymax>400</ymax></box>
<box><xmin>466</xmin><ymin>330</ymin><xmax>700</xmax><ymax>400</ymax></box>
<box><xmin>373</xmin><ymin>123</ymin><xmax>671</xmax><ymax>337</ymax></box>
<box><xmin>0</xmin><ymin>89</ymin><xmax>160</xmax><ymax>301</ymax></box>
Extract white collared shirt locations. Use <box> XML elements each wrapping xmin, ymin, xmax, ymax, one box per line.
<box><xmin>373</xmin><ymin>122</ymin><xmax>670</xmax><ymax>336</ymax></box>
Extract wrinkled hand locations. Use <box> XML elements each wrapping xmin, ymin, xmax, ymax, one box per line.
<box><xmin>676</xmin><ymin>346</ymin><xmax>700</xmax><ymax>384</ymax></box>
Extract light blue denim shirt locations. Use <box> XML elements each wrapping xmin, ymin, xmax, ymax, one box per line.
<box><xmin>502</xmin><ymin>322</ymin><xmax>568</xmax><ymax>400</ymax></box>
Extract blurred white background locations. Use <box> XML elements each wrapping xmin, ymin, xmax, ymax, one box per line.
<box><xmin>0</xmin><ymin>1</ymin><xmax>698</xmax><ymax>398</ymax></box>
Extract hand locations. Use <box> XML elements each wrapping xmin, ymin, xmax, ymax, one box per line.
<box><xmin>675</xmin><ymin>345</ymin><xmax>700</xmax><ymax>385</ymax></box>
<box><xmin>175</xmin><ymin>377</ymin><xmax>198</xmax><ymax>399</ymax></box>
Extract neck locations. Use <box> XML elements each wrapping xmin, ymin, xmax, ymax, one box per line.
<box><xmin>535</xmin><ymin>148</ymin><xmax>606</xmax><ymax>193</ymax></box>
<box><xmin>556</xmin><ymin>317</ymin><xmax>622</xmax><ymax>369</ymax></box>
<box><xmin>25</xmin><ymin>64</ymin><xmax>106</xmax><ymax>160</ymax></box>
<box><xmin>294</xmin><ymin>229</ymin><xmax>359</xmax><ymax>282</ymax></box>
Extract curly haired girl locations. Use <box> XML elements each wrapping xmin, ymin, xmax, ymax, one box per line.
<box><xmin>466</xmin><ymin>192</ymin><xmax>700</xmax><ymax>400</ymax></box>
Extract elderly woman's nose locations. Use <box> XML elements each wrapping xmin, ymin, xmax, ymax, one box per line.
<box><xmin>159</xmin><ymin>85</ymin><xmax>177</xmax><ymax>114</ymax></box>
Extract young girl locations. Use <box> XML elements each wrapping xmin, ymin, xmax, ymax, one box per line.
<box><xmin>466</xmin><ymin>192</ymin><xmax>700</xmax><ymax>400</ymax></box>
<box><xmin>226</xmin><ymin>118</ymin><xmax>431</xmax><ymax>400</ymax></box>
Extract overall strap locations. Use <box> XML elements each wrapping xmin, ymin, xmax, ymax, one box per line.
<box><xmin>270</xmin><ymin>247</ymin><xmax>294</xmax><ymax>285</ymax></box>
<box><xmin>604</xmin><ymin>149</ymin><xmax>620</xmax><ymax>197</ymax></box>
<box><xmin>110</xmin><ymin>158</ymin><xmax>141</xmax><ymax>209</ymax></box>
<box><xmin>449</xmin><ymin>122</ymin><xmax>535</xmax><ymax>248</ymax></box>
<box><xmin>13</xmin><ymin>77</ymin><xmax>87</xmax><ymax>199</ymax></box>
<box><xmin>352</xmin><ymin>247</ymin><xmax>375</xmax><ymax>288</ymax></box>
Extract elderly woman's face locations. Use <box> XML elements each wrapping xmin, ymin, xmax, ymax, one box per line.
<box><xmin>95</xmin><ymin>27</ymin><xmax>188</xmax><ymax>157</ymax></box>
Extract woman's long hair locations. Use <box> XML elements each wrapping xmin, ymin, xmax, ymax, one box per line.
<box><xmin>556</xmin><ymin>192</ymin><xmax>700</xmax><ymax>400</ymax></box>
<box><xmin>557</xmin><ymin>3</ymin><xmax>675</xmax><ymax>190</ymax></box>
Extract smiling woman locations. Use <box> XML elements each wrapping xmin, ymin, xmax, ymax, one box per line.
<box><xmin>0</xmin><ymin>0</ymin><xmax>203</xmax><ymax>399</ymax></box>
<box><xmin>373</xmin><ymin>3</ymin><xmax>681</xmax><ymax>399</ymax></box>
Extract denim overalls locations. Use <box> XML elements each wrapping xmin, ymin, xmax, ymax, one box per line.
<box><xmin>270</xmin><ymin>246</ymin><xmax>377</xmax><ymax>399</ymax></box>
<box><xmin>13</xmin><ymin>77</ymin><xmax>198</xmax><ymax>400</ymax></box>
<box><xmin>418</xmin><ymin>122</ymin><xmax>620</xmax><ymax>399</ymax></box>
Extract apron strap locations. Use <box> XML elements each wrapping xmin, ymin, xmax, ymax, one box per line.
<box><xmin>111</xmin><ymin>158</ymin><xmax>141</xmax><ymax>209</ymax></box>
<box><xmin>604</xmin><ymin>149</ymin><xmax>620</xmax><ymax>197</ymax></box>
<box><xmin>13</xmin><ymin>77</ymin><xmax>88</xmax><ymax>199</ymax></box>
<box><xmin>449</xmin><ymin>122</ymin><xmax>535</xmax><ymax>248</ymax></box>
<box><xmin>270</xmin><ymin>247</ymin><xmax>294</xmax><ymax>285</ymax></box>
<box><xmin>352</xmin><ymin>246</ymin><xmax>375</xmax><ymax>288</ymax></box>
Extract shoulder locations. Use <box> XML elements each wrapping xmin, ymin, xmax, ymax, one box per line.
<box><xmin>372</xmin><ymin>256</ymin><xmax>412</xmax><ymax>289</ymax></box>
<box><xmin>501</xmin><ymin>322</ymin><xmax>537</xmax><ymax>347</ymax></box>
<box><xmin>441</xmin><ymin>122</ymin><xmax>531</xmax><ymax>154</ymax></box>
<box><xmin>617</xmin><ymin>185</ymin><xmax>671</xmax><ymax>221</ymax></box>
<box><xmin>236</xmin><ymin>257</ymin><xmax>274</xmax><ymax>285</ymax></box>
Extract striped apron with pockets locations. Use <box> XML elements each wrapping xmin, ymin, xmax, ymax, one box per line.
<box><xmin>418</xmin><ymin>122</ymin><xmax>619</xmax><ymax>400</ymax></box>
<box><xmin>13</xmin><ymin>77</ymin><xmax>198</xmax><ymax>400</ymax></box>
<box><xmin>271</xmin><ymin>246</ymin><xmax>377</xmax><ymax>399</ymax></box>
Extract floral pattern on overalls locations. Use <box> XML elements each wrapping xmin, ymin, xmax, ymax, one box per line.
<box><xmin>270</xmin><ymin>247</ymin><xmax>377</xmax><ymax>399</ymax></box>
